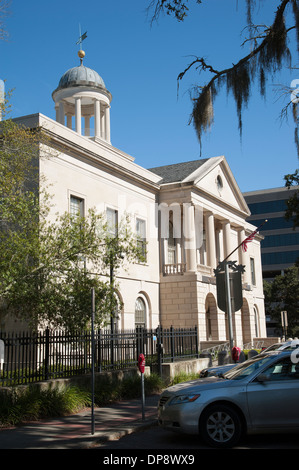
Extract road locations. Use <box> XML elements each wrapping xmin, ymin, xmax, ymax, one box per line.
<box><xmin>93</xmin><ymin>424</ymin><xmax>299</xmax><ymax>450</ymax></box>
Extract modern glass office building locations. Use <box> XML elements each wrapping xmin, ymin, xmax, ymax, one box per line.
<box><xmin>244</xmin><ymin>186</ymin><xmax>299</xmax><ymax>336</ymax></box>
<box><xmin>244</xmin><ymin>186</ymin><xmax>299</xmax><ymax>280</ymax></box>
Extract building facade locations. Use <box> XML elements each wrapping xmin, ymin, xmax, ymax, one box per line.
<box><xmin>244</xmin><ymin>186</ymin><xmax>299</xmax><ymax>279</ymax></box>
<box><xmin>6</xmin><ymin>55</ymin><xmax>267</xmax><ymax>346</ymax></box>
<box><xmin>244</xmin><ymin>186</ymin><xmax>299</xmax><ymax>336</ymax></box>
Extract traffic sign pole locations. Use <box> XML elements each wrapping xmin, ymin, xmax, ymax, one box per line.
<box><xmin>91</xmin><ymin>288</ymin><xmax>95</xmax><ymax>435</ymax></box>
<box><xmin>224</xmin><ymin>261</ymin><xmax>234</xmax><ymax>352</ymax></box>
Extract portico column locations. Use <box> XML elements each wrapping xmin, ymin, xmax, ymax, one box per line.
<box><xmin>94</xmin><ymin>99</ymin><xmax>101</xmax><ymax>138</ymax></box>
<box><xmin>183</xmin><ymin>204</ymin><xmax>197</xmax><ymax>272</ymax></box>
<box><xmin>223</xmin><ymin>219</ymin><xmax>232</xmax><ymax>260</ymax></box>
<box><xmin>75</xmin><ymin>97</ymin><xmax>82</xmax><ymax>134</ymax></box>
<box><xmin>205</xmin><ymin>211</ymin><xmax>216</xmax><ymax>270</ymax></box>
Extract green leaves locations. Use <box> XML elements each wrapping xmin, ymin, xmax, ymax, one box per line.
<box><xmin>264</xmin><ymin>266</ymin><xmax>299</xmax><ymax>336</ymax></box>
<box><xmin>0</xmin><ymin>119</ymin><xmax>144</xmax><ymax>331</ymax></box>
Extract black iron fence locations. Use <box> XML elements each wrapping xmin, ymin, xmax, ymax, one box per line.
<box><xmin>0</xmin><ymin>326</ymin><xmax>199</xmax><ymax>386</ymax></box>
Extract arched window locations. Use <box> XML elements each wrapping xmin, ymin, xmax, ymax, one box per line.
<box><xmin>135</xmin><ymin>297</ymin><xmax>146</xmax><ymax>328</ymax></box>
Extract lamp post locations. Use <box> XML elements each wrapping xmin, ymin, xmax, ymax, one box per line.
<box><xmin>91</xmin><ymin>288</ymin><xmax>95</xmax><ymax>435</ymax></box>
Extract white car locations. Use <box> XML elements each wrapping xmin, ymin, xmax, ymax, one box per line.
<box><xmin>158</xmin><ymin>350</ymin><xmax>299</xmax><ymax>448</ymax></box>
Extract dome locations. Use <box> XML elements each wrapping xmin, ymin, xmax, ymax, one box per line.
<box><xmin>55</xmin><ymin>64</ymin><xmax>106</xmax><ymax>92</ymax></box>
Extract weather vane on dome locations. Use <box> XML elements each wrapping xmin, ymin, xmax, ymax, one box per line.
<box><xmin>76</xmin><ymin>24</ymin><xmax>87</xmax><ymax>64</ymax></box>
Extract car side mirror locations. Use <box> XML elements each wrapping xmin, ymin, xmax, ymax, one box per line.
<box><xmin>256</xmin><ymin>373</ymin><xmax>270</xmax><ymax>383</ymax></box>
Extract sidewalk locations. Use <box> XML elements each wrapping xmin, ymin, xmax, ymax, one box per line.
<box><xmin>0</xmin><ymin>394</ymin><xmax>160</xmax><ymax>449</ymax></box>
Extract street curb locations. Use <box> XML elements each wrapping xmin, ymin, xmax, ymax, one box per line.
<box><xmin>80</xmin><ymin>418</ymin><xmax>158</xmax><ymax>448</ymax></box>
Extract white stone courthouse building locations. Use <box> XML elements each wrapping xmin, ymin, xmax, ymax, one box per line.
<box><xmin>11</xmin><ymin>55</ymin><xmax>266</xmax><ymax>346</ymax></box>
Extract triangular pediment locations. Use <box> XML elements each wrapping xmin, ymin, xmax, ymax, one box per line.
<box><xmin>182</xmin><ymin>156</ymin><xmax>250</xmax><ymax>216</ymax></box>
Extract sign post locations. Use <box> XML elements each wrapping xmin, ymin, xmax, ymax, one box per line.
<box><xmin>0</xmin><ymin>339</ymin><xmax>4</xmax><ymax>373</ymax></box>
<box><xmin>91</xmin><ymin>288</ymin><xmax>95</xmax><ymax>435</ymax></box>
<box><xmin>281</xmin><ymin>311</ymin><xmax>288</xmax><ymax>340</ymax></box>
<box><xmin>138</xmin><ymin>353</ymin><xmax>145</xmax><ymax>421</ymax></box>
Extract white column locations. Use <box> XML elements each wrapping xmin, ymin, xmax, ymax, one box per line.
<box><xmin>205</xmin><ymin>211</ymin><xmax>216</xmax><ymax>270</ymax></box>
<box><xmin>66</xmin><ymin>113</ymin><xmax>72</xmax><ymax>129</ymax></box>
<box><xmin>101</xmin><ymin>109</ymin><xmax>105</xmax><ymax>138</ymax></box>
<box><xmin>55</xmin><ymin>104</ymin><xmax>59</xmax><ymax>122</ymax></box>
<box><xmin>94</xmin><ymin>99</ymin><xmax>101</xmax><ymax>138</ymax></box>
<box><xmin>223</xmin><ymin>220</ymin><xmax>232</xmax><ymax>260</ymax></box>
<box><xmin>75</xmin><ymin>97</ymin><xmax>81</xmax><ymax>134</ymax></box>
<box><xmin>183</xmin><ymin>204</ymin><xmax>197</xmax><ymax>272</ymax></box>
<box><xmin>58</xmin><ymin>101</ymin><xmax>65</xmax><ymax>125</ymax></box>
<box><xmin>84</xmin><ymin>116</ymin><xmax>90</xmax><ymax>136</ymax></box>
<box><xmin>105</xmin><ymin>105</ymin><xmax>111</xmax><ymax>142</ymax></box>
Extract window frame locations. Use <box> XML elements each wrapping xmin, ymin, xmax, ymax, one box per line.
<box><xmin>136</xmin><ymin>217</ymin><xmax>147</xmax><ymax>262</ymax></box>
<box><xmin>135</xmin><ymin>296</ymin><xmax>147</xmax><ymax>328</ymax></box>
<box><xmin>106</xmin><ymin>207</ymin><xmax>118</xmax><ymax>238</ymax></box>
<box><xmin>70</xmin><ymin>194</ymin><xmax>85</xmax><ymax>220</ymax></box>
<box><xmin>250</xmin><ymin>257</ymin><xmax>256</xmax><ymax>286</ymax></box>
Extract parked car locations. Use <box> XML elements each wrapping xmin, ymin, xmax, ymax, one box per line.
<box><xmin>158</xmin><ymin>350</ymin><xmax>299</xmax><ymax>448</ymax></box>
<box><xmin>199</xmin><ymin>363</ymin><xmax>237</xmax><ymax>378</ymax></box>
<box><xmin>263</xmin><ymin>339</ymin><xmax>299</xmax><ymax>352</ymax></box>
<box><xmin>199</xmin><ymin>340</ymin><xmax>299</xmax><ymax>378</ymax></box>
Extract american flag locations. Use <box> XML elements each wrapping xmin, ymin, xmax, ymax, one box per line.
<box><xmin>241</xmin><ymin>228</ymin><xmax>258</xmax><ymax>252</ymax></box>
<box><xmin>241</xmin><ymin>220</ymin><xmax>268</xmax><ymax>252</ymax></box>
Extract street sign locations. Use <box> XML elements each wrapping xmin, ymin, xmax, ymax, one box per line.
<box><xmin>216</xmin><ymin>270</ymin><xmax>243</xmax><ymax>312</ymax></box>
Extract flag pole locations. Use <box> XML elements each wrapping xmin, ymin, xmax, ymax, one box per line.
<box><xmin>223</xmin><ymin>219</ymin><xmax>268</xmax><ymax>263</ymax></box>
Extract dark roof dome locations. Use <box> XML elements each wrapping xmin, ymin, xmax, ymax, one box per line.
<box><xmin>55</xmin><ymin>64</ymin><xmax>106</xmax><ymax>91</ymax></box>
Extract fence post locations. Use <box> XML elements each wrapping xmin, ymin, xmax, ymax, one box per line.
<box><xmin>157</xmin><ymin>325</ymin><xmax>163</xmax><ymax>377</ymax></box>
<box><xmin>136</xmin><ymin>326</ymin><xmax>140</xmax><ymax>358</ymax></box>
<box><xmin>44</xmin><ymin>328</ymin><xmax>50</xmax><ymax>381</ymax></box>
<box><xmin>98</xmin><ymin>329</ymin><xmax>102</xmax><ymax>373</ymax></box>
<box><xmin>170</xmin><ymin>326</ymin><xmax>175</xmax><ymax>363</ymax></box>
<box><xmin>195</xmin><ymin>325</ymin><xmax>199</xmax><ymax>358</ymax></box>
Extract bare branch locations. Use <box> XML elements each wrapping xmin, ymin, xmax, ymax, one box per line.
<box><xmin>0</xmin><ymin>0</ymin><xmax>11</xmax><ymax>41</ymax></box>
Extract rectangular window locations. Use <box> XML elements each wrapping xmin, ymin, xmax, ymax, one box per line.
<box><xmin>70</xmin><ymin>195</ymin><xmax>84</xmax><ymax>219</ymax></box>
<box><xmin>250</xmin><ymin>257</ymin><xmax>256</xmax><ymax>285</ymax></box>
<box><xmin>136</xmin><ymin>218</ymin><xmax>147</xmax><ymax>261</ymax></box>
<box><xmin>106</xmin><ymin>208</ymin><xmax>118</xmax><ymax>237</ymax></box>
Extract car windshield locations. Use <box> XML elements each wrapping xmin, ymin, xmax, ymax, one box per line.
<box><xmin>223</xmin><ymin>355</ymin><xmax>272</xmax><ymax>381</ymax></box>
<box><xmin>264</xmin><ymin>343</ymin><xmax>281</xmax><ymax>352</ymax></box>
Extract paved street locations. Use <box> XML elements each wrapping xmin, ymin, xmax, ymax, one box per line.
<box><xmin>94</xmin><ymin>424</ymin><xmax>299</xmax><ymax>450</ymax></box>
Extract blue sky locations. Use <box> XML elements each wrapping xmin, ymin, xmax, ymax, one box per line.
<box><xmin>1</xmin><ymin>0</ymin><xmax>298</xmax><ymax>192</ymax></box>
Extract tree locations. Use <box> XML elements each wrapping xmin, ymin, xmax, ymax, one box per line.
<box><xmin>0</xmin><ymin>118</ymin><xmax>144</xmax><ymax>331</ymax></box>
<box><xmin>264</xmin><ymin>266</ymin><xmax>299</xmax><ymax>337</ymax></box>
<box><xmin>284</xmin><ymin>169</ymin><xmax>299</xmax><ymax>227</ymax></box>
<box><xmin>148</xmin><ymin>0</ymin><xmax>298</xmax><ymax>152</ymax></box>
<box><xmin>0</xmin><ymin>0</ymin><xmax>10</xmax><ymax>41</ymax></box>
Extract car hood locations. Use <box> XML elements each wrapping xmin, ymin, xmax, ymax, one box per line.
<box><xmin>163</xmin><ymin>377</ymin><xmax>231</xmax><ymax>395</ymax></box>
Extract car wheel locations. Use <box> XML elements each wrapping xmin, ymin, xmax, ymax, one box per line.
<box><xmin>199</xmin><ymin>404</ymin><xmax>243</xmax><ymax>448</ymax></box>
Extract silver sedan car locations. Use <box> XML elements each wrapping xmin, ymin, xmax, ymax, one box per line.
<box><xmin>158</xmin><ymin>350</ymin><xmax>299</xmax><ymax>448</ymax></box>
